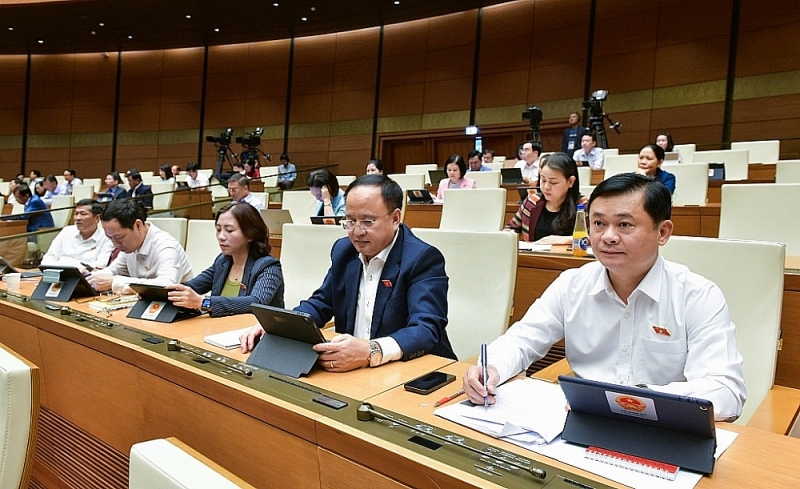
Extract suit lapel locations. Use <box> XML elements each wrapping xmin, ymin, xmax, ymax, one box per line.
<box><xmin>370</xmin><ymin>226</ymin><xmax>405</xmax><ymax>337</ymax></box>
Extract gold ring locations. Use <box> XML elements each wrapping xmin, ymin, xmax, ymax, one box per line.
<box><xmin>329</xmin><ymin>360</ymin><xmax>334</xmax><ymax>369</ymax></box>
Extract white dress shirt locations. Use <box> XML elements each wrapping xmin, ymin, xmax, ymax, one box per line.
<box><xmin>187</xmin><ymin>173</ymin><xmax>210</xmax><ymax>188</ymax></box>
<box><xmin>487</xmin><ymin>256</ymin><xmax>745</xmax><ymax>421</ymax></box>
<box><xmin>237</xmin><ymin>192</ymin><xmax>265</xmax><ymax>211</ymax></box>
<box><xmin>41</xmin><ymin>224</ymin><xmax>114</xmax><ymax>272</ymax></box>
<box><xmin>355</xmin><ymin>230</ymin><xmax>401</xmax><ymax>365</ymax></box>
<box><xmin>98</xmin><ymin>223</ymin><xmax>194</xmax><ymax>293</ymax></box>
<box><xmin>514</xmin><ymin>158</ymin><xmax>540</xmax><ymax>183</ymax></box>
<box><xmin>573</xmin><ymin>147</ymin><xmax>605</xmax><ymax>169</ymax></box>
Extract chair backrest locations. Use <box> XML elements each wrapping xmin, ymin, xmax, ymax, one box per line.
<box><xmin>602</xmin><ymin>154</ymin><xmax>638</xmax><ymax>179</ymax></box>
<box><xmin>694</xmin><ymin>149</ymin><xmax>749</xmax><ymax>180</ymax></box>
<box><xmin>405</xmin><ymin>163</ymin><xmax>438</xmax><ymax>184</ymax></box>
<box><xmin>72</xmin><ymin>184</ymin><xmax>95</xmax><ymax>202</ymax></box>
<box><xmin>130</xmin><ymin>437</ymin><xmax>251</xmax><ymax>489</ymax></box>
<box><xmin>466</xmin><ymin>170</ymin><xmax>501</xmax><ymax>188</ymax></box>
<box><xmin>186</xmin><ymin>220</ymin><xmax>218</xmax><ymax>273</ymax></box>
<box><xmin>151</xmin><ymin>182</ymin><xmax>176</xmax><ymax>210</ymax></box>
<box><xmin>660</xmin><ymin>237</ymin><xmax>785</xmax><ymax>424</ymax></box>
<box><xmin>387</xmin><ymin>173</ymin><xmax>425</xmax><ymax>192</ymax></box>
<box><xmin>199</xmin><ymin>169</ymin><xmax>213</xmax><ymax>178</ymax></box>
<box><xmin>577</xmin><ymin>166</ymin><xmax>592</xmax><ymax>188</ymax></box>
<box><xmin>579</xmin><ymin>185</ymin><xmax>596</xmax><ymax>198</ymax></box>
<box><xmin>11</xmin><ymin>202</ymin><xmax>25</xmax><ymax>215</ymax></box>
<box><xmin>719</xmin><ymin>183</ymin><xmax>800</xmax><ymax>255</ymax></box>
<box><xmin>142</xmin><ymin>173</ymin><xmax>161</xmax><ymax>185</ymax></box>
<box><xmin>485</xmin><ymin>162</ymin><xmax>503</xmax><ymax>171</ymax></box>
<box><xmin>0</xmin><ymin>341</ymin><xmax>39</xmax><ymax>489</ymax></box>
<box><xmin>260</xmin><ymin>165</ymin><xmax>279</xmax><ymax>187</ymax></box>
<box><xmin>673</xmin><ymin>143</ymin><xmax>696</xmax><ymax>164</ymax></box>
<box><xmin>50</xmin><ymin>195</ymin><xmax>75</xmax><ymax>229</ymax></box>
<box><xmin>337</xmin><ymin>175</ymin><xmax>356</xmax><ymax>187</ymax></box>
<box><xmin>281</xmin><ymin>190</ymin><xmax>318</xmax><ymax>223</ymax></box>
<box><xmin>208</xmin><ymin>177</ymin><xmax>230</xmax><ymax>200</ymax></box>
<box><xmin>0</xmin><ymin>182</ymin><xmax>9</xmax><ymax>195</ymax></box>
<box><xmin>82</xmin><ymin>177</ymin><xmax>102</xmax><ymax>193</ymax></box>
<box><xmin>440</xmin><ymin>188</ymin><xmax>506</xmax><ymax>231</ymax></box>
<box><xmin>280</xmin><ymin>223</ymin><xmax>347</xmax><ymax>309</ymax></box>
<box><xmin>148</xmin><ymin>217</ymin><xmax>188</xmax><ymax>248</ymax></box>
<box><xmin>603</xmin><ymin>148</ymin><xmax>619</xmax><ymax>156</ymax></box>
<box><xmin>731</xmin><ymin>140</ymin><xmax>780</xmax><ymax>164</ymax></box>
<box><xmin>411</xmin><ymin>229</ymin><xmax>517</xmax><ymax>360</ymax></box>
<box><xmin>670</xmin><ymin>163</ymin><xmax>709</xmax><ymax>206</ymax></box>
<box><xmin>775</xmin><ymin>160</ymin><xmax>800</xmax><ymax>183</ymax></box>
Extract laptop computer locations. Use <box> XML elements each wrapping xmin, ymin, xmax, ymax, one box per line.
<box><xmin>261</xmin><ymin>209</ymin><xmax>293</xmax><ymax>236</ymax></box>
<box><xmin>501</xmin><ymin>167</ymin><xmax>524</xmax><ymax>185</ymax></box>
<box><xmin>126</xmin><ymin>283</ymin><xmax>203</xmax><ymax>323</ymax></box>
<box><xmin>558</xmin><ymin>375</ymin><xmax>717</xmax><ymax>474</ymax></box>
<box><xmin>32</xmin><ymin>265</ymin><xmax>95</xmax><ymax>302</ymax></box>
<box><xmin>708</xmin><ymin>162</ymin><xmax>725</xmax><ymax>180</ymax></box>
<box><xmin>310</xmin><ymin>215</ymin><xmax>343</xmax><ymax>225</ymax></box>
<box><xmin>428</xmin><ymin>169</ymin><xmax>446</xmax><ymax>183</ymax></box>
<box><xmin>0</xmin><ymin>256</ymin><xmax>43</xmax><ymax>279</ymax></box>
<box><xmin>246</xmin><ymin>304</ymin><xmax>328</xmax><ymax>377</ymax></box>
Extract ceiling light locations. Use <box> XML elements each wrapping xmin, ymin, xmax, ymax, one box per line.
<box><xmin>37</xmin><ymin>40</ymin><xmax>44</xmax><ymax>44</ymax></box>
<box><xmin>301</xmin><ymin>16</ymin><xmax>308</xmax><ymax>21</ymax></box>
<box><xmin>273</xmin><ymin>2</ymin><xmax>279</xmax><ymax>6</ymax></box>
<box><xmin>185</xmin><ymin>15</ymin><xmax>192</xmax><ymax>19</ymax></box>
<box><xmin>394</xmin><ymin>1</ymin><xmax>400</xmax><ymax>4</ymax></box>
<box><xmin>127</xmin><ymin>35</ymin><xmax>133</xmax><ymax>40</ymax></box>
<box><xmin>214</xmin><ymin>28</ymin><xmax>220</xmax><ymax>32</ymax></box>
<box><xmin>7</xmin><ymin>27</ymin><xmax>13</xmax><ymax>31</ymax></box>
<box><xmin>99</xmin><ymin>22</ymin><xmax>105</xmax><ymax>27</ymax></box>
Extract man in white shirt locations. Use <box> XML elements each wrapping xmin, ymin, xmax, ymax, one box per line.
<box><xmin>41</xmin><ymin>199</ymin><xmax>114</xmax><ymax>273</ymax></box>
<box><xmin>227</xmin><ymin>174</ymin><xmax>264</xmax><ymax>210</ymax></box>
<box><xmin>185</xmin><ymin>162</ymin><xmax>210</xmax><ymax>188</ymax></box>
<box><xmin>41</xmin><ymin>175</ymin><xmax>61</xmax><ymax>205</ymax></box>
<box><xmin>573</xmin><ymin>133</ymin><xmax>605</xmax><ymax>169</ymax></box>
<box><xmin>62</xmin><ymin>169</ymin><xmax>83</xmax><ymax>194</ymax></box>
<box><xmin>87</xmin><ymin>199</ymin><xmax>193</xmax><ymax>294</ymax></box>
<box><xmin>464</xmin><ymin>173</ymin><xmax>746</xmax><ymax>421</ymax></box>
<box><xmin>513</xmin><ymin>141</ymin><xmax>542</xmax><ymax>185</ymax></box>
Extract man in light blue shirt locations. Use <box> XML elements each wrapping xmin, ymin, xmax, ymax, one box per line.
<box><xmin>278</xmin><ymin>153</ymin><xmax>297</xmax><ymax>190</ymax></box>
<box><xmin>467</xmin><ymin>150</ymin><xmax>492</xmax><ymax>172</ymax></box>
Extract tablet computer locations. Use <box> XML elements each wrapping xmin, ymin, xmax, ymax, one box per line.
<box><xmin>32</xmin><ymin>265</ymin><xmax>95</xmax><ymax>301</ymax></box>
<box><xmin>407</xmin><ymin>189</ymin><xmax>434</xmax><ymax>204</ymax></box>
<box><xmin>126</xmin><ymin>283</ymin><xmax>202</xmax><ymax>323</ymax></box>
<box><xmin>0</xmin><ymin>256</ymin><xmax>43</xmax><ymax>279</ymax></box>
<box><xmin>310</xmin><ymin>215</ymin><xmax>343</xmax><ymax>225</ymax></box>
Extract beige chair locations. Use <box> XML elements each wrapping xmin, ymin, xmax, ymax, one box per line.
<box><xmin>486</xmin><ymin>162</ymin><xmax>503</xmax><ymax>171</ymax></box>
<box><xmin>731</xmin><ymin>140</ymin><xmax>780</xmax><ymax>164</ymax></box>
<box><xmin>0</xmin><ymin>341</ymin><xmax>39</xmax><ymax>489</ymax></box>
<box><xmin>82</xmin><ymin>177</ymin><xmax>102</xmax><ymax>194</ymax></box>
<box><xmin>718</xmin><ymin>183</ymin><xmax>800</xmax><ymax>255</ymax></box>
<box><xmin>259</xmin><ymin>165</ymin><xmax>279</xmax><ymax>187</ymax></box>
<box><xmin>694</xmin><ymin>149</ymin><xmax>749</xmax><ymax>180</ymax></box>
<box><xmin>0</xmin><ymin>181</ymin><xmax>9</xmax><ymax>195</ymax></box>
<box><xmin>281</xmin><ymin>190</ymin><xmax>318</xmax><ymax>224</ymax></box>
<box><xmin>466</xmin><ymin>170</ymin><xmax>501</xmax><ymax>188</ymax></box>
<box><xmin>50</xmin><ymin>194</ymin><xmax>75</xmax><ymax>229</ymax></box>
<box><xmin>11</xmin><ymin>202</ymin><xmax>25</xmax><ymax>215</ymax></box>
<box><xmin>440</xmin><ymin>188</ymin><xmax>506</xmax><ymax>231</ymax></box>
<box><xmin>670</xmin><ymin>163</ymin><xmax>709</xmax><ymax>206</ymax></box>
<box><xmin>602</xmin><ymin>154</ymin><xmax>638</xmax><ymax>179</ymax></box>
<box><xmin>151</xmin><ymin>182</ymin><xmax>176</xmax><ymax>213</ymax></box>
<box><xmin>405</xmin><ymin>163</ymin><xmax>438</xmax><ymax>185</ymax></box>
<box><xmin>387</xmin><ymin>173</ymin><xmax>425</xmax><ymax>192</ymax></box>
<box><xmin>72</xmin><ymin>184</ymin><xmax>95</xmax><ymax>202</ymax></box>
<box><xmin>148</xmin><ymin>217</ymin><xmax>188</xmax><ymax>248</ymax></box>
<box><xmin>412</xmin><ymin>229</ymin><xmax>517</xmax><ymax>360</ymax></box>
<box><xmin>775</xmin><ymin>160</ymin><xmax>800</xmax><ymax>183</ymax></box>
<box><xmin>280</xmin><ymin>223</ymin><xmax>346</xmax><ymax>309</ymax></box>
<box><xmin>142</xmin><ymin>173</ymin><xmax>162</xmax><ymax>185</ymax></box>
<box><xmin>337</xmin><ymin>175</ymin><xmax>356</xmax><ymax>187</ymax></box>
<box><xmin>603</xmin><ymin>148</ymin><xmax>619</xmax><ymax>156</ymax></box>
<box><xmin>130</xmin><ymin>437</ymin><xmax>253</xmax><ymax>489</ymax></box>
<box><xmin>579</xmin><ymin>185</ymin><xmax>596</xmax><ymax>198</ymax></box>
<box><xmin>660</xmin><ymin>236</ymin><xmax>785</xmax><ymax>424</ymax></box>
<box><xmin>673</xmin><ymin>143</ymin><xmax>696</xmax><ymax>164</ymax></box>
<box><xmin>186</xmin><ymin>219</ymin><xmax>218</xmax><ymax>273</ymax></box>
<box><xmin>577</xmin><ymin>166</ymin><xmax>592</xmax><ymax>188</ymax></box>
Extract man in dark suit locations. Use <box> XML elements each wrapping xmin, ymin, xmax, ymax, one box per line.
<box><xmin>241</xmin><ymin>174</ymin><xmax>456</xmax><ymax>371</ymax></box>
<box><xmin>6</xmin><ymin>183</ymin><xmax>54</xmax><ymax>233</ymax></box>
<box><xmin>125</xmin><ymin>171</ymin><xmax>153</xmax><ymax>208</ymax></box>
<box><xmin>561</xmin><ymin>112</ymin><xmax>589</xmax><ymax>154</ymax></box>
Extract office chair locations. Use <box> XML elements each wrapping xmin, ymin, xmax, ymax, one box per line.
<box><xmin>0</xmin><ymin>341</ymin><xmax>39</xmax><ymax>489</ymax></box>
<box><xmin>440</xmin><ymin>188</ymin><xmax>506</xmax><ymax>231</ymax></box>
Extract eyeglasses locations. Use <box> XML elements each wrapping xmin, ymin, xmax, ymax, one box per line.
<box><xmin>340</xmin><ymin>211</ymin><xmax>393</xmax><ymax>231</ymax></box>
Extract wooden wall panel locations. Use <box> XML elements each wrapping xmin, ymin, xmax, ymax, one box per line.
<box><xmin>650</xmin><ymin>102</ymin><xmax>726</xmax><ymax>149</ymax></box>
<box><xmin>737</xmin><ymin>0</ymin><xmax>800</xmax><ymax>77</ymax></box>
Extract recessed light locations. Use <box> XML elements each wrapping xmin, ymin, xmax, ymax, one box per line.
<box><xmin>301</xmin><ymin>16</ymin><xmax>308</xmax><ymax>21</ymax></box>
<box><xmin>7</xmin><ymin>27</ymin><xmax>13</xmax><ymax>31</ymax></box>
<box><xmin>310</xmin><ymin>7</ymin><xmax>316</xmax><ymax>11</ymax></box>
<box><xmin>185</xmin><ymin>15</ymin><xmax>192</xmax><ymax>19</ymax></box>
<box><xmin>91</xmin><ymin>30</ymin><xmax>97</xmax><ymax>35</ymax></box>
<box><xmin>273</xmin><ymin>2</ymin><xmax>279</xmax><ymax>6</ymax></box>
<box><xmin>214</xmin><ymin>28</ymin><xmax>220</xmax><ymax>32</ymax></box>
<box><xmin>99</xmin><ymin>22</ymin><xmax>105</xmax><ymax>27</ymax></box>
<box><xmin>394</xmin><ymin>1</ymin><xmax>400</xmax><ymax>4</ymax></box>
<box><xmin>37</xmin><ymin>40</ymin><xmax>44</xmax><ymax>44</ymax></box>
<box><xmin>127</xmin><ymin>35</ymin><xmax>133</xmax><ymax>40</ymax></box>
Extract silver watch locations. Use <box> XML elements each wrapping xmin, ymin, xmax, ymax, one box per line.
<box><xmin>368</xmin><ymin>340</ymin><xmax>383</xmax><ymax>367</ymax></box>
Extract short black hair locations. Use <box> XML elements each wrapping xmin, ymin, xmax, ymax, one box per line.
<box><xmin>227</xmin><ymin>173</ymin><xmax>249</xmax><ymax>188</ymax></box>
<box><xmin>186</xmin><ymin>162</ymin><xmax>200</xmax><ymax>172</ymax></box>
<box><xmin>642</xmin><ymin>143</ymin><xmax>666</xmax><ymax>161</ymax></box>
<box><xmin>588</xmin><ymin>173</ymin><xmax>671</xmax><ymax>227</ymax></box>
<box><xmin>30</xmin><ymin>170</ymin><xmax>41</xmax><ymax>178</ymax></box>
<box><xmin>76</xmin><ymin>198</ymin><xmax>103</xmax><ymax>216</ymax></box>
<box><xmin>526</xmin><ymin>141</ymin><xmax>543</xmax><ymax>155</ymax></box>
<box><xmin>482</xmin><ymin>148</ymin><xmax>494</xmax><ymax>156</ymax></box>
<box><xmin>15</xmin><ymin>183</ymin><xmax>32</xmax><ymax>197</ymax></box>
<box><xmin>306</xmin><ymin>169</ymin><xmax>339</xmax><ymax>198</ymax></box>
<box><xmin>467</xmin><ymin>149</ymin><xmax>482</xmax><ymax>160</ymax></box>
<box><xmin>279</xmin><ymin>154</ymin><xmax>289</xmax><ymax>162</ymax></box>
<box><xmin>367</xmin><ymin>159</ymin><xmax>384</xmax><ymax>172</ymax></box>
<box><xmin>127</xmin><ymin>171</ymin><xmax>143</xmax><ymax>183</ymax></box>
<box><xmin>65</xmin><ymin>168</ymin><xmax>77</xmax><ymax>177</ymax></box>
<box><xmin>101</xmin><ymin>198</ymin><xmax>148</xmax><ymax>228</ymax></box>
<box><xmin>44</xmin><ymin>174</ymin><xmax>58</xmax><ymax>184</ymax></box>
<box><xmin>107</xmin><ymin>171</ymin><xmax>123</xmax><ymax>184</ymax></box>
<box><xmin>346</xmin><ymin>175</ymin><xmax>404</xmax><ymax>211</ymax></box>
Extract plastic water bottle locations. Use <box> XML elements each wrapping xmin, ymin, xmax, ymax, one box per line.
<box><xmin>572</xmin><ymin>204</ymin><xmax>588</xmax><ymax>257</ymax></box>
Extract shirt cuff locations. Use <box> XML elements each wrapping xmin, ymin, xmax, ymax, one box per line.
<box><xmin>374</xmin><ymin>337</ymin><xmax>402</xmax><ymax>365</ymax></box>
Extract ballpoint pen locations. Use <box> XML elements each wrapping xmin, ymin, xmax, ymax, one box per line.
<box><xmin>481</xmin><ymin>343</ymin><xmax>489</xmax><ymax>410</ymax></box>
<box><xmin>434</xmin><ymin>388</ymin><xmax>465</xmax><ymax>407</ymax></box>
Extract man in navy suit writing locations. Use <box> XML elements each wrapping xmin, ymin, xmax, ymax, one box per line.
<box><xmin>241</xmin><ymin>174</ymin><xmax>456</xmax><ymax>371</ymax></box>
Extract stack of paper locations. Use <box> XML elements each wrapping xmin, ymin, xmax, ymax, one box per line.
<box><xmin>204</xmin><ymin>326</ymin><xmax>253</xmax><ymax>350</ymax></box>
<box><xmin>434</xmin><ymin>378</ymin><xmax>568</xmax><ymax>445</ymax></box>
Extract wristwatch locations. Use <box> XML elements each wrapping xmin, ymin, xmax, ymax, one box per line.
<box><xmin>368</xmin><ymin>340</ymin><xmax>383</xmax><ymax>367</ymax></box>
<box><xmin>201</xmin><ymin>297</ymin><xmax>212</xmax><ymax>313</ymax></box>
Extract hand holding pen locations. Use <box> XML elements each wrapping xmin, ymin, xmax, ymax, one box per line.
<box><xmin>481</xmin><ymin>343</ymin><xmax>489</xmax><ymax>410</ymax></box>
<box><xmin>462</xmin><ymin>349</ymin><xmax>499</xmax><ymax>407</ymax></box>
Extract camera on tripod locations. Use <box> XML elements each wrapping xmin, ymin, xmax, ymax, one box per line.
<box><xmin>236</xmin><ymin>127</ymin><xmax>264</xmax><ymax>147</ymax></box>
<box><xmin>582</xmin><ymin>90</ymin><xmax>607</xmax><ymax>120</ymax></box>
<box><xmin>522</xmin><ymin>106</ymin><xmax>543</xmax><ymax>142</ymax></box>
<box><xmin>206</xmin><ymin>127</ymin><xmax>233</xmax><ymax>146</ymax></box>
<box><xmin>580</xmin><ymin>90</ymin><xmax>620</xmax><ymax>149</ymax></box>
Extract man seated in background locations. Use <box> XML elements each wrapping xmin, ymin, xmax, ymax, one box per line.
<box><xmin>227</xmin><ymin>174</ymin><xmax>264</xmax><ymax>210</ymax></box>
<box><xmin>463</xmin><ymin>173</ymin><xmax>746</xmax><ymax>421</ymax></box>
<box><xmin>40</xmin><ymin>174</ymin><xmax>62</xmax><ymax>206</ymax></box>
<box><xmin>277</xmin><ymin>154</ymin><xmax>296</xmax><ymax>190</ymax></box>
<box><xmin>125</xmin><ymin>171</ymin><xmax>153</xmax><ymax>208</ymax></box>
<box><xmin>514</xmin><ymin>141</ymin><xmax>542</xmax><ymax>185</ymax></box>
<box><xmin>482</xmin><ymin>148</ymin><xmax>495</xmax><ymax>163</ymax></box>
<box><xmin>62</xmin><ymin>168</ymin><xmax>83</xmax><ymax>194</ymax></box>
<box><xmin>573</xmin><ymin>132</ymin><xmax>605</xmax><ymax>169</ymax></box>
<box><xmin>467</xmin><ymin>149</ymin><xmax>492</xmax><ymax>172</ymax></box>
<box><xmin>5</xmin><ymin>183</ymin><xmax>54</xmax><ymax>235</ymax></box>
<box><xmin>171</xmin><ymin>164</ymin><xmax>181</xmax><ymax>178</ymax></box>
<box><xmin>88</xmin><ymin>199</ymin><xmax>193</xmax><ymax>294</ymax></box>
<box><xmin>6</xmin><ymin>178</ymin><xmax>22</xmax><ymax>205</ymax></box>
<box><xmin>186</xmin><ymin>162</ymin><xmax>210</xmax><ymax>189</ymax></box>
<box><xmin>240</xmin><ymin>174</ymin><xmax>457</xmax><ymax>371</ymax></box>
<box><xmin>41</xmin><ymin>199</ymin><xmax>114</xmax><ymax>273</ymax></box>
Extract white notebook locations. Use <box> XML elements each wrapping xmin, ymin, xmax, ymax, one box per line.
<box><xmin>203</xmin><ymin>326</ymin><xmax>253</xmax><ymax>350</ymax></box>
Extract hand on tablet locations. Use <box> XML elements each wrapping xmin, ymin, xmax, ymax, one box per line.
<box><xmin>239</xmin><ymin>325</ymin><xmax>265</xmax><ymax>353</ymax></box>
<box><xmin>313</xmin><ymin>334</ymin><xmax>370</xmax><ymax>372</ymax></box>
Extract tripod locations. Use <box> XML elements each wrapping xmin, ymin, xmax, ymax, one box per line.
<box><xmin>527</xmin><ymin>123</ymin><xmax>542</xmax><ymax>144</ymax></box>
<box><xmin>214</xmin><ymin>144</ymin><xmax>239</xmax><ymax>176</ymax></box>
<box><xmin>588</xmin><ymin>113</ymin><xmax>621</xmax><ymax>149</ymax></box>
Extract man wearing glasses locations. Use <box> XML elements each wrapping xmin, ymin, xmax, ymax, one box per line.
<box><xmin>241</xmin><ymin>174</ymin><xmax>456</xmax><ymax>370</ymax></box>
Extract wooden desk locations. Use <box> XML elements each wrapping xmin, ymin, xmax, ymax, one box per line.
<box><xmin>170</xmin><ymin>189</ymin><xmax>213</xmax><ymax>220</ymax></box>
<box><xmin>0</xmin><ymin>219</ymin><xmax>29</xmax><ymax>266</ymax></box>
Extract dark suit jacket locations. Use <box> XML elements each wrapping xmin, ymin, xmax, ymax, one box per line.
<box><xmin>5</xmin><ymin>194</ymin><xmax>54</xmax><ymax>232</ymax></box>
<box><xmin>184</xmin><ymin>253</ymin><xmax>284</xmax><ymax>317</ymax></box>
<box><xmin>127</xmin><ymin>183</ymin><xmax>153</xmax><ymax>208</ymax></box>
<box><xmin>296</xmin><ymin>224</ymin><xmax>456</xmax><ymax>361</ymax></box>
<box><xmin>561</xmin><ymin>126</ymin><xmax>590</xmax><ymax>154</ymax></box>
<box><xmin>98</xmin><ymin>186</ymin><xmax>127</xmax><ymax>202</ymax></box>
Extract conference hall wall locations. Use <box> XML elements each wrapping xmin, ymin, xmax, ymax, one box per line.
<box><xmin>0</xmin><ymin>0</ymin><xmax>799</xmax><ymax>180</ymax></box>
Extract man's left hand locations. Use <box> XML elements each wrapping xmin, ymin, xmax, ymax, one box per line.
<box><xmin>313</xmin><ymin>334</ymin><xmax>370</xmax><ymax>372</ymax></box>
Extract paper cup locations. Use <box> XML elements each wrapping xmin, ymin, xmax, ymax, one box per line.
<box><xmin>3</xmin><ymin>272</ymin><xmax>21</xmax><ymax>290</ymax></box>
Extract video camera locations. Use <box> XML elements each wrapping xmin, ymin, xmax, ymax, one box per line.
<box><xmin>236</xmin><ymin>127</ymin><xmax>264</xmax><ymax>147</ymax></box>
<box><xmin>521</xmin><ymin>106</ymin><xmax>543</xmax><ymax>126</ymax></box>
<box><xmin>582</xmin><ymin>89</ymin><xmax>608</xmax><ymax>119</ymax></box>
<box><xmin>206</xmin><ymin>128</ymin><xmax>233</xmax><ymax>146</ymax></box>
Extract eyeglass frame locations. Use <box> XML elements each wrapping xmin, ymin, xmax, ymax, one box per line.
<box><xmin>340</xmin><ymin>210</ymin><xmax>396</xmax><ymax>231</ymax></box>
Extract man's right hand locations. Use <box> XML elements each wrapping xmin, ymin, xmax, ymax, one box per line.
<box><xmin>463</xmin><ymin>364</ymin><xmax>500</xmax><ymax>406</ymax></box>
<box><xmin>240</xmin><ymin>325</ymin><xmax>265</xmax><ymax>353</ymax></box>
